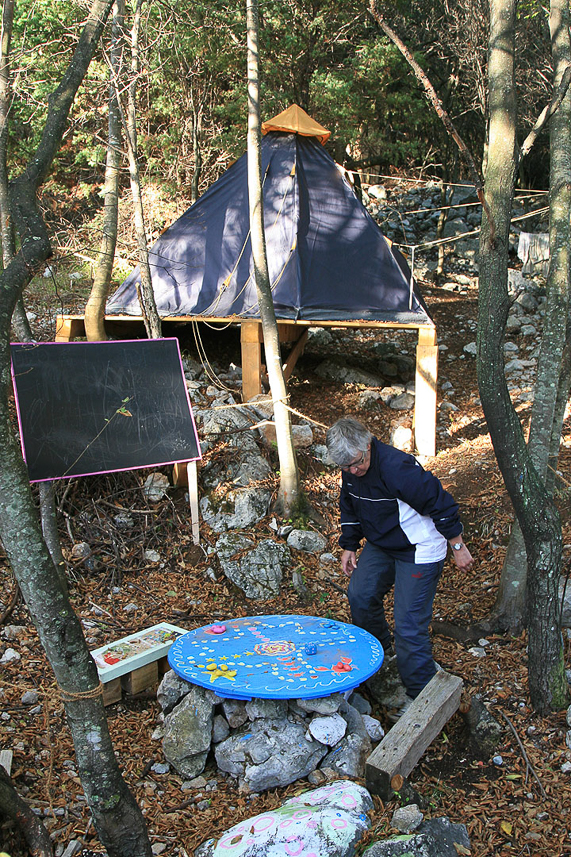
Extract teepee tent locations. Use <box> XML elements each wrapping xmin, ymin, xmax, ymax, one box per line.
<box><xmin>106</xmin><ymin>106</ymin><xmax>432</xmax><ymax>326</ymax></box>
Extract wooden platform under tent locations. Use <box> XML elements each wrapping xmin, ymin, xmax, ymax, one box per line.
<box><xmin>55</xmin><ymin>313</ymin><xmax>438</xmax><ymax>459</ymax></box>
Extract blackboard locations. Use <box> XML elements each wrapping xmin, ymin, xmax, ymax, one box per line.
<box><xmin>11</xmin><ymin>339</ymin><xmax>200</xmax><ymax>482</ymax></box>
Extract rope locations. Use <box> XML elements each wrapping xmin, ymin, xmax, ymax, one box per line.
<box><xmin>191</xmin><ymin>320</ymin><xmax>234</xmax><ymax>393</ymax></box>
<box><xmin>214</xmin><ymin>395</ymin><xmax>330</xmax><ymax>431</ymax></box>
<box><xmin>58</xmin><ymin>681</ymin><xmax>105</xmax><ymax>701</ymax></box>
<box><xmin>396</xmin><ymin>204</ymin><xmax>550</xmax><ymax>258</ymax></box>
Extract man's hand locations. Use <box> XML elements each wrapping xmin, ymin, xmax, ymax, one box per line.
<box><xmin>449</xmin><ymin>539</ymin><xmax>474</xmax><ymax>571</ymax></box>
<box><xmin>341</xmin><ymin>550</ymin><xmax>357</xmax><ymax>576</ymax></box>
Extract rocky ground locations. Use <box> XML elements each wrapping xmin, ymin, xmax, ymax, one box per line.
<box><xmin>2</xmin><ymin>188</ymin><xmax>571</xmax><ymax>856</ymax></box>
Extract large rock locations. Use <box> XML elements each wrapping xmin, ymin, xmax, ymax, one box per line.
<box><xmin>197</xmin><ymin>404</ymin><xmax>272</xmax><ymax>530</ymax></box>
<box><xmin>157</xmin><ymin>669</ymin><xmax>193</xmax><ymax>715</ymax></box>
<box><xmin>216</xmin><ymin>534</ymin><xmax>289</xmax><ymax>599</ymax></box>
<box><xmin>287</xmin><ymin>528</ymin><xmax>328</xmax><ymax>553</ymax></box>
<box><xmin>460</xmin><ymin>695</ymin><xmax>502</xmax><ymax>758</ymax></box>
<box><xmin>195</xmin><ymin>779</ymin><xmax>373</xmax><ymax>857</ymax></box>
<box><xmin>214</xmin><ymin>717</ymin><xmax>328</xmax><ymax>791</ymax></box>
<box><xmin>295</xmin><ymin>693</ymin><xmax>344</xmax><ymax>715</ymax></box>
<box><xmin>315</xmin><ymin>358</ymin><xmax>384</xmax><ymax>387</ymax></box>
<box><xmin>363</xmin><ymin>817</ymin><xmax>471</xmax><ymax>857</ymax></box>
<box><xmin>200</xmin><ymin>486</ymin><xmax>272</xmax><ymax>532</ymax></box>
<box><xmin>162</xmin><ymin>685</ymin><xmax>217</xmax><ymax>778</ymax></box>
<box><xmin>260</xmin><ymin>422</ymin><xmax>314</xmax><ymax>448</ymax></box>
<box><xmin>222</xmin><ymin>698</ymin><xmax>248</xmax><ymax>728</ymax></box>
<box><xmin>320</xmin><ymin>700</ymin><xmax>372</xmax><ymax>778</ymax></box>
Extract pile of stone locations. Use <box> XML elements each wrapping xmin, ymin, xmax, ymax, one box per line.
<box><xmin>156</xmin><ymin>669</ymin><xmax>385</xmax><ymax>793</ymax></box>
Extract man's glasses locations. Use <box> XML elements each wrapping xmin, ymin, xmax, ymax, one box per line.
<box><xmin>340</xmin><ymin>450</ymin><xmax>366</xmax><ymax>472</ymax></box>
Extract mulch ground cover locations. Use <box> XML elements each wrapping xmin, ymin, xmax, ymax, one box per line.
<box><xmin>2</xmin><ymin>276</ymin><xmax>571</xmax><ymax>856</ymax></box>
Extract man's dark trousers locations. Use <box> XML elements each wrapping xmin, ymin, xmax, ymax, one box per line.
<box><xmin>347</xmin><ymin>541</ymin><xmax>444</xmax><ymax>698</ymax></box>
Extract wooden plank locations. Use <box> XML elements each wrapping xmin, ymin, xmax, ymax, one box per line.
<box><xmin>0</xmin><ymin>749</ymin><xmax>13</xmax><ymax>775</ymax></box>
<box><xmin>172</xmin><ymin>461</ymin><xmax>187</xmax><ymax>486</ymax></box>
<box><xmin>55</xmin><ymin>315</ymin><xmax>85</xmax><ymax>342</ymax></box>
<box><xmin>187</xmin><ymin>460</ymin><xmax>200</xmax><ymax>545</ymax></box>
<box><xmin>55</xmin><ymin>313</ymin><xmax>437</xmax><ymax>333</ymax></box>
<box><xmin>365</xmin><ymin>670</ymin><xmax>463</xmax><ymax>799</ymax></box>
<box><xmin>122</xmin><ymin>661</ymin><xmax>159</xmax><ymax>695</ymax></box>
<box><xmin>414</xmin><ymin>326</ymin><xmax>438</xmax><ymax>459</ymax></box>
<box><xmin>282</xmin><ymin>329</ymin><xmax>308</xmax><ymax>383</ymax></box>
<box><xmin>102</xmin><ymin>678</ymin><xmax>122</xmax><ymax>706</ymax></box>
<box><xmin>158</xmin><ymin>655</ymin><xmax>171</xmax><ymax>676</ymax></box>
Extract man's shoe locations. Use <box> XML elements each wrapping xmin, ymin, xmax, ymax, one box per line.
<box><xmin>387</xmin><ymin>694</ymin><xmax>415</xmax><ymax>723</ymax></box>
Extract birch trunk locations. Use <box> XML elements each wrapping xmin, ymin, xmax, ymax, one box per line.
<box><xmin>85</xmin><ymin>0</ymin><xmax>124</xmax><ymax>342</ymax></box>
<box><xmin>246</xmin><ymin>0</ymin><xmax>299</xmax><ymax>515</ymax></box>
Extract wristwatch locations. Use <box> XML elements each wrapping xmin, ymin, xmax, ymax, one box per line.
<box><xmin>451</xmin><ymin>542</ymin><xmax>463</xmax><ymax>551</ymax></box>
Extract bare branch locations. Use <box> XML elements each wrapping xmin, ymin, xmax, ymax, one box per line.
<box><xmin>519</xmin><ymin>63</ymin><xmax>571</xmax><ymax>162</ymax></box>
<box><xmin>368</xmin><ymin>0</ymin><xmax>496</xmax><ymax>241</ymax></box>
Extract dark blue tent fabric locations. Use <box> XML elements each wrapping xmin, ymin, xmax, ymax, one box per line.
<box><xmin>107</xmin><ymin>133</ymin><xmax>432</xmax><ymax>324</ymax></box>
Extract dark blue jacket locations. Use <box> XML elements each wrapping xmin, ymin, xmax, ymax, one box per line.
<box><xmin>339</xmin><ymin>439</ymin><xmax>462</xmax><ymax>563</ymax></box>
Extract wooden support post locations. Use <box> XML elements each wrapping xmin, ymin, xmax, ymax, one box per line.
<box><xmin>172</xmin><ymin>462</ymin><xmax>187</xmax><ymax>486</ymax></box>
<box><xmin>122</xmin><ymin>661</ymin><xmax>159</xmax><ymax>695</ymax></box>
<box><xmin>241</xmin><ymin>321</ymin><xmax>264</xmax><ymax>402</ymax></box>
<box><xmin>172</xmin><ymin>461</ymin><xmax>200</xmax><ymax>543</ymax></box>
<box><xmin>414</xmin><ymin>326</ymin><xmax>438</xmax><ymax>459</ymax></box>
<box><xmin>0</xmin><ymin>749</ymin><xmax>13</xmax><ymax>775</ymax></box>
<box><xmin>102</xmin><ymin>678</ymin><xmax>122</xmax><ymax>706</ymax></box>
<box><xmin>282</xmin><ymin>329</ymin><xmax>308</xmax><ymax>383</ymax></box>
<box><xmin>187</xmin><ymin>460</ymin><xmax>200</xmax><ymax>545</ymax></box>
<box><xmin>366</xmin><ymin>670</ymin><xmax>463</xmax><ymax>799</ymax></box>
<box><xmin>55</xmin><ymin>315</ymin><xmax>85</xmax><ymax>342</ymax></box>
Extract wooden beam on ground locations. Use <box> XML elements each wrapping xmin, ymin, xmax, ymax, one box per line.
<box><xmin>414</xmin><ymin>326</ymin><xmax>438</xmax><ymax>459</ymax></box>
<box><xmin>366</xmin><ymin>670</ymin><xmax>463</xmax><ymax>799</ymax></box>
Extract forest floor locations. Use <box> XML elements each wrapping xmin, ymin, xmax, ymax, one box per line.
<box><xmin>2</xmin><ymin>266</ymin><xmax>571</xmax><ymax>857</ymax></box>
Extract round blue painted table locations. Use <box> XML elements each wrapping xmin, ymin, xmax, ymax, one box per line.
<box><xmin>167</xmin><ymin>614</ymin><xmax>384</xmax><ymax>700</ymax></box>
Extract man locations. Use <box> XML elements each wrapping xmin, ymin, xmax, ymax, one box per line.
<box><xmin>326</xmin><ymin>417</ymin><xmax>473</xmax><ymax>712</ymax></box>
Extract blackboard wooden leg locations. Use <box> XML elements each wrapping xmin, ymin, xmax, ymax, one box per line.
<box><xmin>187</xmin><ymin>460</ymin><xmax>200</xmax><ymax>545</ymax></box>
<box><xmin>415</xmin><ymin>326</ymin><xmax>438</xmax><ymax>459</ymax></box>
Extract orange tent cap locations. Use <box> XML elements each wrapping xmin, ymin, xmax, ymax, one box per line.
<box><xmin>262</xmin><ymin>104</ymin><xmax>330</xmax><ymax>145</ymax></box>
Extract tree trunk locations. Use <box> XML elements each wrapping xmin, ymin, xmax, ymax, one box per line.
<box><xmin>530</xmin><ymin>0</ymin><xmax>571</xmax><ymax>479</ymax></box>
<box><xmin>0</xmin><ymin>0</ymin><xmax>29</xmax><ymax>342</ymax></box>
<box><xmin>490</xmin><ymin>519</ymin><xmax>527</xmax><ymax>632</ymax></box>
<box><xmin>0</xmin><ymin>0</ymin><xmax>153</xmax><ymax>850</ymax></box>
<box><xmin>38</xmin><ymin>481</ymin><xmax>67</xmax><ymax>590</ymax></box>
<box><xmin>246</xmin><ymin>0</ymin><xmax>299</xmax><ymax>516</ymax></box>
<box><xmin>492</xmin><ymin>0</ymin><xmax>571</xmax><ymax>640</ymax></box>
<box><xmin>191</xmin><ymin>95</ymin><xmax>202</xmax><ymax>204</ymax></box>
<box><xmin>524</xmin><ymin>0</ymin><xmax>571</xmax><ymax>711</ymax></box>
<box><xmin>85</xmin><ymin>0</ymin><xmax>124</xmax><ymax>342</ymax></box>
<box><xmin>0</xmin><ymin>764</ymin><xmax>53</xmax><ymax>857</ymax></box>
<box><xmin>478</xmin><ymin>0</ymin><xmax>566</xmax><ymax>712</ymax></box>
<box><xmin>120</xmin><ymin>0</ymin><xmax>161</xmax><ymax>339</ymax></box>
